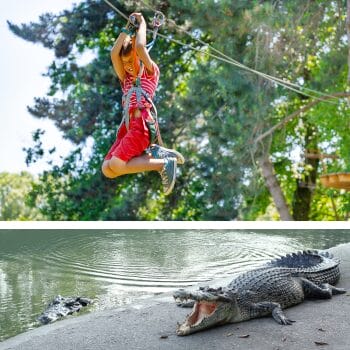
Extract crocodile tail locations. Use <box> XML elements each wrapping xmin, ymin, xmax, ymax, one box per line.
<box><xmin>318</xmin><ymin>250</ymin><xmax>340</xmax><ymax>263</ymax></box>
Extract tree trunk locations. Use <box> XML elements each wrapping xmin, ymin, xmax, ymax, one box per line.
<box><xmin>258</xmin><ymin>154</ymin><xmax>294</xmax><ymax>221</ymax></box>
<box><xmin>292</xmin><ymin>123</ymin><xmax>319</xmax><ymax>220</ymax></box>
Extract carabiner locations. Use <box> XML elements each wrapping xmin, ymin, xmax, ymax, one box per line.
<box><xmin>152</xmin><ymin>11</ymin><xmax>165</xmax><ymax>28</ymax></box>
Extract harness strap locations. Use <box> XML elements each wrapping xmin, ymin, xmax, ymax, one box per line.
<box><xmin>117</xmin><ymin>74</ymin><xmax>163</xmax><ymax>146</ymax></box>
<box><xmin>141</xmin><ymin>88</ymin><xmax>164</xmax><ymax>146</ymax></box>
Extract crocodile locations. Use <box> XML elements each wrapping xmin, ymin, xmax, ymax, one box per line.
<box><xmin>173</xmin><ymin>250</ymin><xmax>346</xmax><ymax>336</ymax></box>
<box><xmin>38</xmin><ymin>295</ymin><xmax>92</xmax><ymax>324</ymax></box>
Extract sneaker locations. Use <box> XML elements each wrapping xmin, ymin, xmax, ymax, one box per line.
<box><xmin>149</xmin><ymin>144</ymin><xmax>185</xmax><ymax>165</ymax></box>
<box><xmin>159</xmin><ymin>157</ymin><xmax>177</xmax><ymax>195</ymax></box>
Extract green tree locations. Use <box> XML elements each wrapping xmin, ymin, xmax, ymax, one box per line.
<box><xmin>158</xmin><ymin>0</ymin><xmax>349</xmax><ymax>220</ymax></box>
<box><xmin>249</xmin><ymin>0</ymin><xmax>350</xmax><ymax>220</ymax></box>
<box><xmin>0</xmin><ymin>172</ymin><xmax>45</xmax><ymax>220</ymax></box>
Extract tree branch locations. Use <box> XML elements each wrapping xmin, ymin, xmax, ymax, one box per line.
<box><xmin>255</xmin><ymin>92</ymin><xmax>350</xmax><ymax>144</ymax></box>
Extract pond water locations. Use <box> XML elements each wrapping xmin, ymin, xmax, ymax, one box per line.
<box><xmin>0</xmin><ymin>229</ymin><xmax>349</xmax><ymax>341</ymax></box>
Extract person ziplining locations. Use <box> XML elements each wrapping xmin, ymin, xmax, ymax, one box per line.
<box><xmin>102</xmin><ymin>12</ymin><xmax>184</xmax><ymax>195</ymax></box>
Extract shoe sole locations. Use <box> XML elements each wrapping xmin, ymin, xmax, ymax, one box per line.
<box><xmin>171</xmin><ymin>150</ymin><xmax>185</xmax><ymax>165</ymax></box>
<box><xmin>164</xmin><ymin>159</ymin><xmax>177</xmax><ymax>196</ymax></box>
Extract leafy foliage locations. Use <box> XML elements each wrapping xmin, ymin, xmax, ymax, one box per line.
<box><xmin>8</xmin><ymin>0</ymin><xmax>350</xmax><ymax>220</ymax></box>
<box><xmin>0</xmin><ymin>172</ymin><xmax>45</xmax><ymax>220</ymax></box>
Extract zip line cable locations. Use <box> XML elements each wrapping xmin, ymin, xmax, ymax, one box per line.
<box><xmin>155</xmin><ymin>31</ymin><xmax>317</xmax><ymax>98</ymax></box>
<box><xmin>102</xmin><ymin>0</ymin><xmax>342</xmax><ymax>105</ymax></box>
<box><xmin>138</xmin><ymin>0</ymin><xmax>342</xmax><ymax>104</ymax></box>
<box><xmin>103</xmin><ymin>0</ymin><xmax>129</xmax><ymax>21</ymax></box>
<box><xmin>104</xmin><ymin>0</ymin><xmax>338</xmax><ymax>104</ymax></box>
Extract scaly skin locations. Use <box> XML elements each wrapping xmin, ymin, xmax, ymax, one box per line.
<box><xmin>174</xmin><ymin>250</ymin><xmax>346</xmax><ymax>336</ymax></box>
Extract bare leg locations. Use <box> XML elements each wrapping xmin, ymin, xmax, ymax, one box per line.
<box><xmin>102</xmin><ymin>154</ymin><xmax>164</xmax><ymax>179</ymax></box>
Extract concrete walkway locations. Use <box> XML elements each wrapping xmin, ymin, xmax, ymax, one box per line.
<box><xmin>1</xmin><ymin>243</ymin><xmax>349</xmax><ymax>350</ymax></box>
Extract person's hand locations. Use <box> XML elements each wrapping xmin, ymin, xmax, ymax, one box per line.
<box><xmin>129</xmin><ymin>12</ymin><xmax>145</xmax><ymax>26</ymax></box>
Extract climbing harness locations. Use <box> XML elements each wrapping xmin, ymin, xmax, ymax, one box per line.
<box><xmin>117</xmin><ymin>11</ymin><xmax>165</xmax><ymax>146</ymax></box>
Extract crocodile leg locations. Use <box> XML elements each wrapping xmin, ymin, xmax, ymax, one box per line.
<box><xmin>301</xmin><ymin>278</ymin><xmax>346</xmax><ymax>299</ymax></box>
<box><xmin>251</xmin><ymin>302</ymin><xmax>295</xmax><ymax>325</ymax></box>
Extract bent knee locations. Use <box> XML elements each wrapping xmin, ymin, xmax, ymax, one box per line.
<box><xmin>102</xmin><ymin>160</ymin><xmax>118</xmax><ymax>178</ymax></box>
<box><xmin>108</xmin><ymin>157</ymin><xmax>127</xmax><ymax>176</ymax></box>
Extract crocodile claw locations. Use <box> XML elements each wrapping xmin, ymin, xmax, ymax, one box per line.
<box><xmin>272</xmin><ymin>307</ymin><xmax>295</xmax><ymax>325</ymax></box>
<box><xmin>279</xmin><ymin>317</ymin><xmax>296</xmax><ymax>325</ymax></box>
<box><xmin>331</xmin><ymin>287</ymin><xmax>346</xmax><ymax>295</ymax></box>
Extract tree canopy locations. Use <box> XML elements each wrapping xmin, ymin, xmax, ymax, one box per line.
<box><xmin>8</xmin><ymin>0</ymin><xmax>350</xmax><ymax>220</ymax></box>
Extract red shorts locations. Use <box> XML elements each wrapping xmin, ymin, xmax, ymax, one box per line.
<box><xmin>104</xmin><ymin>108</ymin><xmax>151</xmax><ymax>162</ymax></box>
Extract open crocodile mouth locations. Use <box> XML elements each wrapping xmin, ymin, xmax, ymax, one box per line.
<box><xmin>177</xmin><ymin>301</ymin><xmax>219</xmax><ymax>335</ymax></box>
<box><xmin>189</xmin><ymin>301</ymin><xmax>217</xmax><ymax>324</ymax></box>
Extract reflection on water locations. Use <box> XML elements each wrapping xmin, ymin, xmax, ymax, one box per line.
<box><xmin>0</xmin><ymin>229</ymin><xmax>349</xmax><ymax>341</ymax></box>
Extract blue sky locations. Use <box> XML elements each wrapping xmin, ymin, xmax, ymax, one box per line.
<box><xmin>0</xmin><ymin>0</ymin><xmax>81</xmax><ymax>175</ymax></box>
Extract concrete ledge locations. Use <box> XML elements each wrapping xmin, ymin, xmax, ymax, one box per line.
<box><xmin>1</xmin><ymin>243</ymin><xmax>349</xmax><ymax>350</ymax></box>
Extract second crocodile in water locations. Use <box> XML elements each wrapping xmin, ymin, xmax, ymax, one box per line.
<box><xmin>173</xmin><ymin>250</ymin><xmax>346</xmax><ymax>335</ymax></box>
